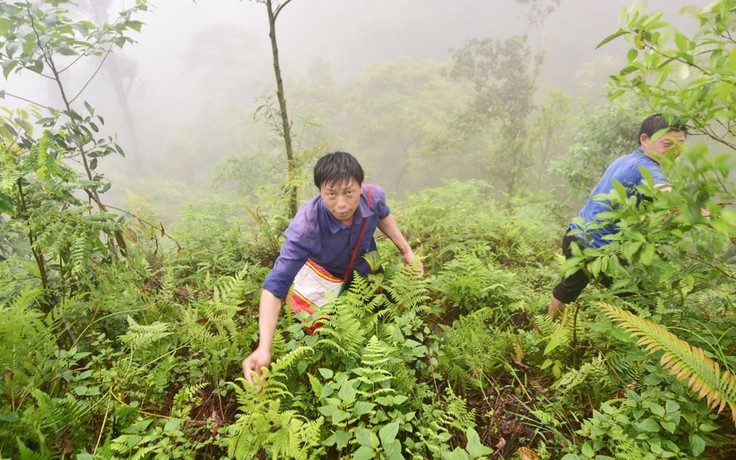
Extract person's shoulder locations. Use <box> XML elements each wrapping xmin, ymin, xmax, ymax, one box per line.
<box><xmin>364</xmin><ymin>183</ymin><xmax>387</xmax><ymax>202</ymax></box>
<box><xmin>289</xmin><ymin>195</ymin><xmax>322</xmax><ymax>232</ymax></box>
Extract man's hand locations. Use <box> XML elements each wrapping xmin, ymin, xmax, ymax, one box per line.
<box><xmin>403</xmin><ymin>250</ymin><xmax>424</xmax><ymax>276</ymax></box>
<box><xmin>242</xmin><ymin>347</ymin><xmax>271</xmax><ymax>388</ymax></box>
<box><xmin>378</xmin><ymin>215</ymin><xmax>424</xmax><ymax>276</ymax></box>
<box><xmin>548</xmin><ymin>296</ymin><xmax>567</xmax><ymax>320</ymax></box>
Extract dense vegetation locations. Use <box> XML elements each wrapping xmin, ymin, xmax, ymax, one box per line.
<box><xmin>1</xmin><ymin>0</ymin><xmax>735</xmax><ymax>459</ymax></box>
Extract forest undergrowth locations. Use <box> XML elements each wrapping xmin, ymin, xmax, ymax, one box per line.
<box><xmin>2</xmin><ymin>173</ymin><xmax>736</xmax><ymax>459</ymax></box>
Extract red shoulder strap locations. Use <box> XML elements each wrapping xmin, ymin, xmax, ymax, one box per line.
<box><xmin>343</xmin><ymin>184</ymin><xmax>372</xmax><ymax>282</ymax></box>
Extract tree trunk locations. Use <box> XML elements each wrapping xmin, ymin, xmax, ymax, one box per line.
<box><xmin>265</xmin><ymin>0</ymin><xmax>297</xmax><ymax>218</ymax></box>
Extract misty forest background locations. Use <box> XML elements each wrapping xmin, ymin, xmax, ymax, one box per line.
<box><xmin>1</xmin><ymin>0</ymin><xmax>736</xmax><ymax>459</ymax></box>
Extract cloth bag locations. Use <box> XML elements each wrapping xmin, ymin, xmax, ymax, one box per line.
<box><xmin>288</xmin><ymin>185</ymin><xmax>372</xmax><ymax>332</ymax></box>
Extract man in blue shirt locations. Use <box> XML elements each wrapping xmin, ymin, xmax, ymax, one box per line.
<box><xmin>243</xmin><ymin>151</ymin><xmax>422</xmax><ymax>384</ymax></box>
<box><xmin>548</xmin><ymin>114</ymin><xmax>687</xmax><ymax>318</ymax></box>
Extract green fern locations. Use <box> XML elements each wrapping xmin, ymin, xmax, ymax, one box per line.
<box><xmin>382</xmin><ymin>264</ymin><xmax>430</xmax><ymax>316</ymax></box>
<box><xmin>228</xmin><ymin>347</ymin><xmax>321</xmax><ymax>459</ymax></box>
<box><xmin>171</xmin><ymin>382</ymin><xmax>206</xmax><ymax>418</ymax></box>
<box><xmin>605</xmin><ymin>350</ymin><xmax>645</xmax><ymax>383</ymax></box>
<box><xmin>601</xmin><ymin>302</ymin><xmax>736</xmax><ymax>424</ymax></box>
<box><xmin>22</xmin><ymin>388</ymin><xmax>91</xmax><ymax>453</ymax></box>
<box><xmin>439</xmin><ymin>308</ymin><xmax>512</xmax><ymax>390</ymax></box>
<box><xmin>0</xmin><ymin>288</ymin><xmax>51</xmax><ymax>385</ymax></box>
<box><xmin>552</xmin><ymin>356</ymin><xmax>616</xmax><ymax>409</ymax></box>
<box><xmin>345</xmin><ymin>272</ymin><xmax>390</xmax><ymax>322</ymax></box>
<box><xmin>437</xmin><ymin>386</ymin><xmax>476</xmax><ymax>433</ymax></box>
<box><xmin>315</xmin><ymin>297</ymin><xmax>366</xmax><ymax>359</ymax></box>
<box><xmin>354</xmin><ymin>335</ymin><xmax>396</xmax><ymax>393</ymax></box>
<box><xmin>120</xmin><ymin>316</ymin><xmax>172</xmax><ymax>349</ymax></box>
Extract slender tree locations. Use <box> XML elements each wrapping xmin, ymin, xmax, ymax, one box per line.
<box><xmin>0</xmin><ymin>0</ymin><xmax>148</xmax><ymax>309</ymax></box>
<box><xmin>257</xmin><ymin>0</ymin><xmax>297</xmax><ymax>217</ymax></box>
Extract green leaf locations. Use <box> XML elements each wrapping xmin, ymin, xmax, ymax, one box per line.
<box><xmin>392</xmin><ymin>395</ymin><xmax>409</xmax><ymax>405</ymax></box>
<box><xmin>581</xmin><ymin>441</ymin><xmax>595</xmax><ymax>458</ymax></box>
<box><xmin>465</xmin><ymin>428</ymin><xmax>493</xmax><ymax>457</ymax></box>
<box><xmin>338</xmin><ymin>381</ymin><xmax>355</xmax><ymax>403</ymax></box>
<box><xmin>354</xmin><ymin>428</ymin><xmax>378</xmax><ymax>448</ymax></box>
<box><xmin>127</xmin><ymin>20</ymin><xmax>144</xmax><ymax>32</ymax></box>
<box><xmin>444</xmin><ymin>448</ymin><xmax>471</xmax><ymax>460</ymax></box>
<box><xmin>318</xmin><ymin>368</ymin><xmax>333</xmax><ymax>379</ymax></box>
<box><xmin>332</xmin><ymin>429</ymin><xmax>352</xmax><ymax>448</ymax></box>
<box><xmin>664</xmin><ymin>399</ymin><xmax>680</xmax><ymax>414</ymax></box>
<box><xmin>660</xmin><ymin>421</ymin><xmax>677</xmax><ymax>434</ymax></box>
<box><xmin>384</xmin><ymin>440</ymin><xmax>403</xmax><ymax>459</ymax></box>
<box><xmin>0</xmin><ymin>412</ymin><xmax>19</xmax><ymax>422</ymax></box>
<box><xmin>352</xmin><ymin>446</ymin><xmax>376</xmax><ymax>460</ymax></box>
<box><xmin>126</xmin><ymin>435</ymin><xmax>142</xmax><ymax>448</ymax></box>
<box><xmin>642</xmin><ymin>401</ymin><xmax>665</xmax><ymax>417</ymax></box>
<box><xmin>379</xmin><ymin>421</ymin><xmax>400</xmax><ymax>446</ymax></box>
<box><xmin>635</xmin><ymin>417</ymin><xmax>661</xmax><ymax>433</ymax></box>
<box><xmin>627</xmin><ymin>48</ymin><xmax>638</xmax><ymax>63</ymax></box>
<box><xmin>640</xmin><ymin>244</ymin><xmax>655</xmax><ymax>265</ymax></box>
<box><xmin>689</xmin><ymin>433</ymin><xmax>706</xmax><ymax>457</ymax></box>
<box><xmin>699</xmin><ymin>421</ymin><xmax>720</xmax><ymax>433</ymax></box>
<box><xmin>318</xmin><ymin>405</ymin><xmax>334</xmax><ymax>417</ymax></box>
<box><xmin>727</xmin><ymin>47</ymin><xmax>736</xmax><ymax>74</ymax></box>
<box><xmin>328</xmin><ymin>407</ymin><xmax>350</xmax><ymax>424</ymax></box>
<box><xmin>674</xmin><ymin>32</ymin><xmax>690</xmax><ymax>52</ymax></box>
<box><xmin>622</xmin><ymin>241</ymin><xmax>642</xmax><ymax>261</ymax></box>
<box><xmin>596</xmin><ymin>29</ymin><xmax>628</xmax><ymax>49</ymax></box>
<box><xmin>353</xmin><ymin>401</ymin><xmax>376</xmax><ymax>417</ymax></box>
<box><xmin>164</xmin><ymin>418</ymin><xmax>182</xmax><ymax>432</ymax></box>
<box><xmin>0</xmin><ymin>17</ymin><xmax>13</xmax><ymax>35</ymax></box>
<box><xmin>3</xmin><ymin>60</ymin><xmax>19</xmax><ymax>79</ymax></box>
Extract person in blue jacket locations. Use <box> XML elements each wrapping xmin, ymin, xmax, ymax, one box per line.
<box><xmin>548</xmin><ymin>114</ymin><xmax>687</xmax><ymax>318</ymax></box>
<box><xmin>243</xmin><ymin>151</ymin><xmax>422</xmax><ymax>384</ymax></box>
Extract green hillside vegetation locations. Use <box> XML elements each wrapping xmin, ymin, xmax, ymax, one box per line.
<box><xmin>1</xmin><ymin>0</ymin><xmax>736</xmax><ymax>459</ymax></box>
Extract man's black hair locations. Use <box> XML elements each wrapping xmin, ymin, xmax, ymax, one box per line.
<box><xmin>638</xmin><ymin>113</ymin><xmax>688</xmax><ymax>140</ymax></box>
<box><xmin>313</xmin><ymin>151</ymin><xmax>364</xmax><ymax>188</ymax></box>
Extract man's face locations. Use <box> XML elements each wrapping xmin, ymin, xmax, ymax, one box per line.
<box><xmin>641</xmin><ymin>130</ymin><xmax>687</xmax><ymax>159</ymax></box>
<box><xmin>320</xmin><ymin>179</ymin><xmax>361</xmax><ymax>225</ymax></box>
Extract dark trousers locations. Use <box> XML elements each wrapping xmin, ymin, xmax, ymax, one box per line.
<box><xmin>552</xmin><ymin>232</ymin><xmax>611</xmax><ymax>304</ymax></box>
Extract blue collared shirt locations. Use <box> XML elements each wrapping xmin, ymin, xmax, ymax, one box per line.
<box><xmin>262</xmin><ymin>183</ymin><xmax>390</xmax><ymax>299</ymax></box>
<box><xmin>569</xmin><ymin>148</ymin><xmax>667</xmax><ymax>248</ymax></box>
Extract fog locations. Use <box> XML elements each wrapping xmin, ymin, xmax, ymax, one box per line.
<box><xmin>4</xmin><ymin>0</ymin><xmax>699</xmax><ymax>217</ymax></box>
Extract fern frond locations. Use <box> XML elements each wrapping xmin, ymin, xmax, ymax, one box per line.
<box><xmin>0</xmin><ymin>289</ymin><xmax>51</xmax><ymax>382</ymax></box>
<box><xmin>172</xmin><ymin>382</ymin><xmax>207</xmax><ymax>417</ymax></box>
<box><xmin>601</xmin><ymin>302</ymin><xmax>736</xmax><ymax>424</ymax></box>
<box><xmin>438</xmin><ymin>386</ymin><xmax>476</xmax><ymax>432</ymax></box>
<box><xmin>29</xmin><ymin>388</ymin><xmax>88</xmax><ymax>436</ymax></box>
<box><xmin>316</xmin><ymin>299</ymin><xmax>365</xmax><ymax>359</ymax></box>
<box><xmin>353</xmin><ymin>336</ymin><xmax>396</xmax><ymax>393</ymax></box>
<box><xmin>346</xmin><ymin>269</ymin><xmax>379</xmax><ymax>305</ymax></box>
<box><xmin>307</xmin><ymin>372</ymin><xmax>323</xmax><ymax>397</ymax></box>
<box><xmin>70</xmin><ymin>229</ymin><xmax>91</xmax><ymax>277</ymax></box>
<box><xmin>228</xmin><ymin>347</ymin><xmax>321</xmax><ymax>459</ymax></box>
<box><xmin>253</xmin><ymin>346</ymin><xmax>314</xmax><ymax>401</ymax></box>
<box><xmin>382</xmin><ymin>265</ymin><xmax>430</xmax><ymax>315</ymax></box>
<box><xmin>120</xmin><ymin>316</ymin><xmax>172</xmax><ymax>349</ymax></box>
<box><xmin>605</xmin><ymin>350</ymin><xmax>645</xmax><ymax>383</ymax></box>
<box><xmin>361</xmin><ymin>335</ymin><xmax>392</xmax><ymax>368</ymax></box>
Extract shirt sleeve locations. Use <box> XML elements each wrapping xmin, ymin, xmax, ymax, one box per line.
<box><xmin>646</xmin><ymin>165</ymin><xmax>668</xmax><ymax>186</ymax></box>
<box><xmin>262</xmin><ymin>202</ymin><xmax>320</xmax><ymax>299</ymax></box>
<box><xmin>370</xmin><ymin>183</ymin><xmax>391</xmax><ymax>220</ymax></box>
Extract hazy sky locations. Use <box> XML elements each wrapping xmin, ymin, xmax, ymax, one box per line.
<box><xmin>99</xmin><ymin>0</ymin><xmax>696</xmax><ymax>152</ymax></box>
<box><xmin>1</xmin><ymin>0</ymin><xmax>701</xmax><ymax>208</ymax></box>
